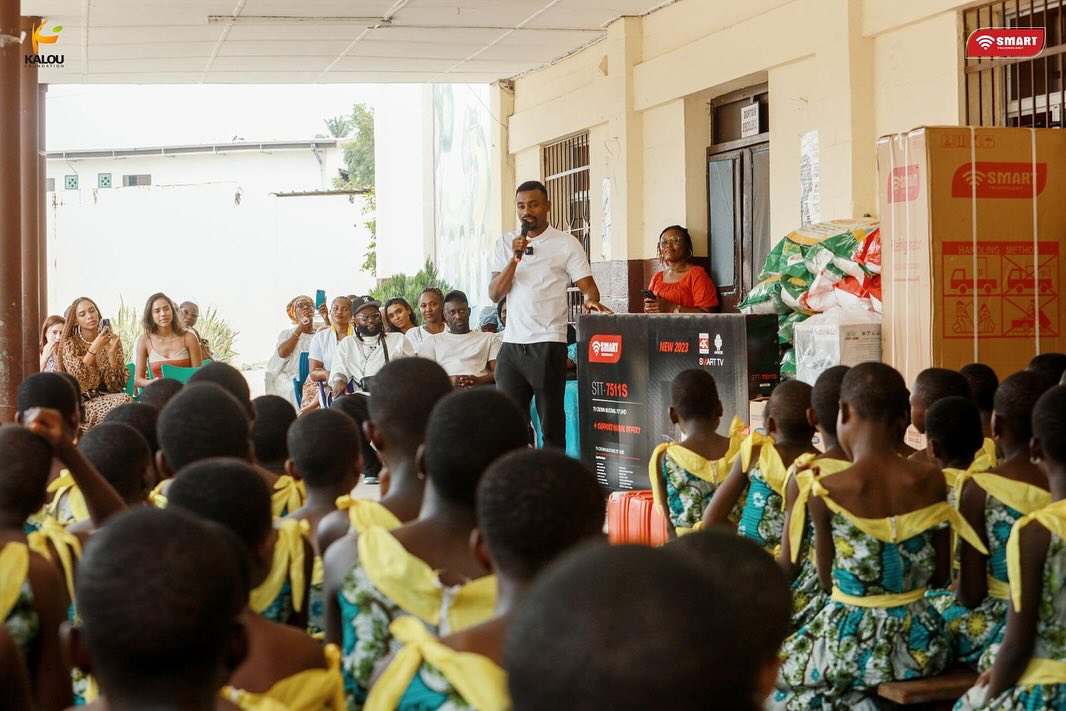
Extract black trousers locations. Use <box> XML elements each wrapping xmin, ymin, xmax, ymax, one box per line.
<box><xmin>495</xmin><ymin>341</ymin><xmax>568</xmax><ymax>450</ymax></box>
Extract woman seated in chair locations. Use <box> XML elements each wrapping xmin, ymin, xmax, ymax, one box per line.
<box><xmin>133</xmin><ymin>292</ymin><xmax>204</xmax><ymax>390</ymax></box>
<box><xmin>55</xmin><ymin>296</ymin><xmax>132</xmax><ymax>430</ymax></box>
<box><xmin>266</xmin><ymin>294</ymin><xmax>325</xmax><ymax>408</ymax></box>
<box><xmin>300</xmin><ymin>295</ymin><xmax>354</xmax><ymax>413</ymax></box>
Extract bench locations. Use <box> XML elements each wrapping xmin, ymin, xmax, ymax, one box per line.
<box><xmin>877</xmin><ymin>667</ymin><xmax>978</xmax><ymax>708</ymax></box>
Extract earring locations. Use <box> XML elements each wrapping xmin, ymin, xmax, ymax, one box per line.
<box><xmin>1031</xmin><ymin>456</ymin><xmax>1040</xmax><ymax>464</ymax></box>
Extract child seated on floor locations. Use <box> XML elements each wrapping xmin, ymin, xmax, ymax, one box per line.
<box><xmin>317</xmin><ymin>359</ymin><xmax>453</xmax><ymax>555</ymax></box>
<box><xmin>505</xmin><ymin>538</ymin><xmax>791</xmax><ymax>711</ymax></box>
<box><xmin>704</xmin><ymin>379</ymin><xmax>817</xmax><ymax>554</ymax></box>
<box><xmin>190</xmin><ymin>362</ymin><xmax>305</xmax><ymax>517</ymax></box>
<box><xmin>16</xmin><ymin>373</ymin><xmax>85</xmax><ymax>528</ymax></box>
<box><xmin>648</xmin><ymin>368</ymin><xmax>746</xmax><ymax>537</ymax></box>
<box><xmin>103</xmin><ymin>401</ymin><xmax>164</xmax><ymax>491</ymax></box>
<box><xmin>250</xmin><ymin>394</ymin><xmax>298</xmax><ymax>477</ymax></box>
<box><xmin>938</xmin><ymin>372</ymin><xmax>1051</xmax><ymax>672</ymax></box>
<box><xmin>364</xmin><ymin>448</ymin><xmax>606</xmax><ymax>710</ymax></box>
<box><xmin>961</xmin><ymin>362</ymin><xmax>999</xmax><ymax>441</ymax></box>
<box><xmin>771</xmin><ymin>362</ymin><xmax>989</xmax><ymax>710</ymax></box>
<box><xmin>909</xmin><ymin>366</ymin><xmax>975</xmax><ymax>463</ymax></box>
<box><xmin>68</xmin><ymin>507</ymin><xmax>248</xmax><ymax>711</ymax></box>
<box><xmin>283</xmin><ymin>409</ymin><xmax>362</xmax><ymax>638</ymax></box>
<box><xmin>780</xmin><ymin>364</ymin><xmax>852</xmax><ymax>632</ymax></box>
<box><xmin>158</xmin><ymin>385</ymin><xmax>313</xmax><ymax>629</ymax></box>
<box><xmin>0</xmin><ymin>409</ymin><xmax>125</xmax><ymax>711</ymax></box>
<box><xmin>135</xmin><ymin>376</ymin><xmax>182</xmax><ymax>410</ymax></box>
<box><xmin>169</xmin><ymin>459</ymin><xmax>344</xmax><ymax>710</ymax></box>
<box><xmin>324</xmin><ymin>389</ymin><xmax>528</xmax><ymax>709</ymax></box>
<box><xmin>956</xmin><ymin>385</ymin><xmax>1066</xmax><ymax>709</ymax></box>
<box><xmin>68</xmin><ymin>422</ymin><xmax>152</xmax><ymax>535</ymax></box>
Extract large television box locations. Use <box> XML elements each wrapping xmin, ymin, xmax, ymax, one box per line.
<box><xmin>877</xmin><ymin>126</ymin><xmax>1066</xmax><ymax>386</ymax></box>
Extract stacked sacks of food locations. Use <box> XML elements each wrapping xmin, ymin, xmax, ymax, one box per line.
<box><xmin>739</xmin><ymin>218</ymin><xmax>881</xmax><ymax>377</ymax></box>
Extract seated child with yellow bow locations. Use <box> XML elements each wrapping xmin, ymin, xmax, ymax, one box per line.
<box><xmin>940</xmin><ymin>372</ymin><xmax>1051</xmax><ymax>673</ymax></box>
<box><xmin>956</xmin><ymin>384</ymin><xmax>1066</xmax><ymax>709</ymax></box>
<box><xmin>251</xmin><ymin>394</ymin><xmax>306</xmax><ymax>517</ymax></box>
<box><xmin>365</xmin><ymin>448</ymin><xmax>605</xmax><ymax>710</ymax></box>
<box><xmin>780</xmin><ymin>365</ymin><xmax>852</xmax><ymax>632</ymax></box>
<box><xmin>704</xmin><ymin>379</ymin><xmax>817</xmax><ymax>554</ymax></box>
<box><xmin>283</xmin><ymin>409</ymin><xmax>363</xmax><ymax>639</ymax></box>
<box><xmin>324</xmin><ymin>389</ymin><xmax>528</xmax><ymax>709</ymax></box>
<box><xmin>169</xmin><ymin>459</ymin><xmax>344</xmax><ymax>711</ymax></box>
<box><xmin>317</xmin><ymin>359</ymin><xmax>453</xmax><ymax>555</ymax></box>
<box><xmin>771</xmin><ymin>363</ymin><xmax>988</xmax><ymax>710</ymax></box>
<box><xmin>648</xmin><ymin>369</ymin><xmax>745</xmax><ymax>537</ymax></box>
<box><xmin>68</xmin><ymin>507</ymin><xmax>249</xmax><ymax>711</ymax></box>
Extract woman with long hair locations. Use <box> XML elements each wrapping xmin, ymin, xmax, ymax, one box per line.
<box><xmin>300</xmin><ymin>295</ymin><xmax>354</xmax><ymax>413</ymax></box>
<box><xmin>265</xmin><ymin>294</ymin><xmax>324</xmax><ymax>407</ymax></box>
<box><xmin>405</xmin><ymin>287</ymin><xmax>446</xmax><ymax>350</ymax></box>
<box><xmin>132</xmin><ymin>292</ymin><xmax>204</xmax><ymax>389</ymax></box>
<box><xmin>383</xmin><ymin>296</ymin><xmax>419</xmax><ymax>335</ymax></box>
<box><xmin>39</xmin><ymin>314</ymin><xmax>65</xmax><ymax>372</ymax></box>
<box><xmin>55</xmin><ymin>296</ymin><xmax>131</xmax><ymax>429</ymax></box>
<box><xmin>643</xmin><ymin>225</ymin><xmax>718</xmax><ymax>314</ymax></box>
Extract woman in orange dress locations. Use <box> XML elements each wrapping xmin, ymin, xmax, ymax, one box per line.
<box><xmin>643</xmin><ymin>225</ymin><xmax>719</xmax><ymax>314</ymax></box>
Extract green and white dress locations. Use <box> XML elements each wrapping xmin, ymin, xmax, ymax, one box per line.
<box><xmin>770</xmin><ymin>472</ymin><xmax>988</xmax><ymax>710</ymax></box>
<box><xmin>956</xmin><ymin>499</ymin><xmax>1066</xmax><ymax>710</ymax></box>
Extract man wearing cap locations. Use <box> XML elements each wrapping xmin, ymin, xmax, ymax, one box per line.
<box><xmin>330</xmin><ymin>295</ymin><xmax>414</xmax><ymax>397</ymax></box>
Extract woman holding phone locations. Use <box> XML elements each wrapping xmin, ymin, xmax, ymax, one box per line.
<box><xmin>266</xmin><ymin>294</ymin><xmax>323</xmax><ymax>407</ymax></box>
<box><xmin>643</xmin><ymin>225</ymin><xmax>718</xmax><ymax>314</ymax></box>
<box><xmin>300</xmin><ymin>295</ymin><xmax>354</xmax><ymax>412</ymax></box>
<box><xmin>55</xmin><ymin>296</ymin><xmax>131</xmax><ymax>430</ymax></box>
<box><xmin>133</xmin><ymin>292</ymin><xmax>204</xmax><ymax>389</ymax></box>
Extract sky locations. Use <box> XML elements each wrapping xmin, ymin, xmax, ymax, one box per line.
<box><xmin>46</xmin><ymin>84</ymin><xmax>379</xmax><ymax>150</ymax></box>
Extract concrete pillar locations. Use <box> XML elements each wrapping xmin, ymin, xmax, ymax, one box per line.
<box><xmin>0</xmin><ymin>0</ymin><xmax>23</xmax><ymax>422</ymax></box>
<box><xmin>37</xmin><ymin>83</ymin><xmax>46</xmax><ymax>321</ymax></box>
<box><xmin>20</xmin><ymin>16</ymin><xmax>40</xmax><ymax>378</ymax></box>
<box><xmin>489</xmin><ymin>81</ymin><xmax>516</xmax><ymax>238</ymax></box>
<box><xmin>604</xmin><ymin>16</ymin><xmax>645</xmax><ymax>263</ymax></box>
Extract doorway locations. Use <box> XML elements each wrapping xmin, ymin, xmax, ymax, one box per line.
<box><xmin>706</xmin><ymin>85</ymin><xmax>770</xmax><ymax>313</ymax></box>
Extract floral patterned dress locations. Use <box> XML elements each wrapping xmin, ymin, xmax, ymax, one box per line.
<box><xmin>771</xmin><ymin>474</ymin><xmax>988</xmax><ymax>710</ymax></box>
<box><xmin>737</xmin><ymin>439</ymin><xmax>790</xmax><ymax>556</ymax></box>
<box><xmin>338</xmin><ymin>527</ymin><xmax>495</xmax><ymax>710</ymax></box>
<box><xmin>936</xmin><ymin>474</ymin><xmax>1049</xmax><ymax>669</ymax></box>
<box><xmin>955</xmin><ymin>501</ymin><xmax>1066</xmax><ymax>711</ymax></box>
<box><xmin>58</xmin><ymin>335</ymin><xmax>130</xmax><ymax>431</ymax></box>
<box><xmin>648</xmin><ymin>416</ymin><xmax>746</xmax><ymax>534</ymax></box>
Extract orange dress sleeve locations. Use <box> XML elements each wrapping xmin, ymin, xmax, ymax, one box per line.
<box><xmin>687</xmin><ymin>266</ymin><xmax>719</xmax><ymax>308</ymax></box>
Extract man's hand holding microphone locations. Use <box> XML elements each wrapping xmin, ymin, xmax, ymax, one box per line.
<box><xmin>512</xmin><ymin>218</ymin><xmax>533</xmax><ymax>261</ymax></box>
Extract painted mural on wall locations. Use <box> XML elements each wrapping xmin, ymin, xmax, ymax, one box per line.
<box><xmin>433</xmin><ymin>83</ymin><xmax>494</xmax><ymax>315</ymax></box>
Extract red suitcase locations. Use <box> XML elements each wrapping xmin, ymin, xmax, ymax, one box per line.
<box><xmin>607</xmin><ymin>490</ymin><xmax>669</xmax><ymax>546</ymax></box>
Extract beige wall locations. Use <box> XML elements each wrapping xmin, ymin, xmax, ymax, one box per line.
<box><xmin>501</xmin><ymin>0</ymin><xmax>973</xmax><ymax>291</ymax></box>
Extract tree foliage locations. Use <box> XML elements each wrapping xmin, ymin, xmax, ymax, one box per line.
<box><xmin>370</xmin><ymin>260</ymin><xmax>453</xmax><ymax>307</ymax></box>
<box><xmin>330</xmin><ymin>103</ymin><xmax>376</xmax><ymax>276</ymax></box>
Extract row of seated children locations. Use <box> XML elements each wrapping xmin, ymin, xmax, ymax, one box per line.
<box><xmin>0</xmin><ymin>353</ymin><xmax>806</xmax><ymax>711</ymax></box>
<box><xmin>649</xmin><ymin>352</ymin><xmax>1066</xmax><ymax>708</ymax></box>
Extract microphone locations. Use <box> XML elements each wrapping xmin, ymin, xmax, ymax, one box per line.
<box><xmin>514</xmin><ymin>219</ymin><xmax>532</xmax><ymax>260</ymax></box>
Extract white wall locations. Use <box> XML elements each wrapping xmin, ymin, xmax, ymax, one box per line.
<box><xmin>45</xmin><ymin>148</ymin><xmax>372</xmax><ymax>366</ymax></box>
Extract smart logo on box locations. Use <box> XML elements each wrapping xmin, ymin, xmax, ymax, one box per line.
<box><xmin>966</xmin><ymin>28</ymin><xmax>1045</xmax><ymax>58</ymax></box>
<box><xmin>888</xmin><ymin>165</ymin><xmax>920</xmax><ymax>203</ymax></box>
<box><xmin>588</xmin><ymin>335</ymin><xmax>622</xmax><ymax>363</ymax></box>
<box><xmin>951</xmin><ymin>162</ymin><xmax>1048</xmax><ymax>199</ymax></box>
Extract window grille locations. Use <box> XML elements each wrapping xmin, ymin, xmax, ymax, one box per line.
<box><xmin>542</xmin><ymin>132</ymin><xmax>591</xmax><ymax>259</ymax></box>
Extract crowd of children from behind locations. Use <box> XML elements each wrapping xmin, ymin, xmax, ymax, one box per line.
<box><xmin>4</xmin><ymin>349</ymin><xmax>1066</xmax><ymax>710</ymax></box>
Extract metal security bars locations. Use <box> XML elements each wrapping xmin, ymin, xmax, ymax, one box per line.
<box><xmin>542</xmin><ymin>132</ymin><xmax>591</xmax><ymax>260</ymax></box>
<box><xmin>964</xmin><ymin>0</ymin><xmax>1065</xmax><ymax>127</ymax></box>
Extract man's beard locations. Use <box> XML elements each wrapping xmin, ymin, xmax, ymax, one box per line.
<box><xmin>357</xmin><ymin>324</ymin><xmax>381</xmax><ymax>338</ymax></box>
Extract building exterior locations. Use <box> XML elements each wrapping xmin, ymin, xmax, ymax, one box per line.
<box><xmin>45</xmin><ymin>140</ymin><xmax>373</xmax><ymax>364</ymax></box>
<box><xmin>482</xmin><ymin>0</ymin><xmax>1059</xmax><ymax>313</ymax></box>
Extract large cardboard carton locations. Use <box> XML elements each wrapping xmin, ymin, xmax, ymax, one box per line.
<box><xmin>878</xmin><ymin>127</ymin><xmax>1066</xmax><ymax>386</ymax></box>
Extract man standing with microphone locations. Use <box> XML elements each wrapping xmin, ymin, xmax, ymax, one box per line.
<box><xmin>488</xmin><ymin>180</ymin><xmax>611</xmax><ymax>451</ymax></box>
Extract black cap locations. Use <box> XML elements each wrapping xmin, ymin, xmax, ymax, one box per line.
<box><xmin>350</xmin><ymin>295</ymin><xmax>381</xmax><ymax>315</ymax></box>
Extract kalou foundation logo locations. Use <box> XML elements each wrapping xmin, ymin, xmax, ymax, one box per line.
<box><xmin>26</xmin><ymin>18</ymin><xmax>64</xmax><ymax>68</ymax></box>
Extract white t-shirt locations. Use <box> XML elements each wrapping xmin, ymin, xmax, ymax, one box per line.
<box><xmin>330</xmin><ymin>332</ymin><xmax>414</xmax><ymax>389</ymax></box>
<box><xmin>493</xmin><ymin>225</ymin><xmax>592</xmax><ymax>344</ymax></box>
<box><xmin>308</xmin><ymin>328</ymin><xmax>348</xmax><ymax>371</ymax></box>
<box><xmin>404</xmin><ymin>325</ymin><xmax>437</xmax><ymax>352</ymax></box>
<box><xmin>418</xmin><ymin>330</ymin><xmax>501</xmax><ymax>377</ymax></box>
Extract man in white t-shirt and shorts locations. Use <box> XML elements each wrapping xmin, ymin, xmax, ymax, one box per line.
<box><xmin>488</xmin><ymin>180</ymin><xmax>611</xmax><ymax>450</ymax></box>
<box><xmin>418</xmin><ymin>290</ymin><xmax>501</xmax><ymax>389</ymax></box>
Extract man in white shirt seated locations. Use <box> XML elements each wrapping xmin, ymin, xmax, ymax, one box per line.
<box><xmin>418</xmin><ymin>290</ymin><xmax>501</xmax><ymax>389</ymax></box>
<box><xmin>330</xmin><ymin>295</ymin><xmax>414</xmax><ymax>397</ymax></box>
